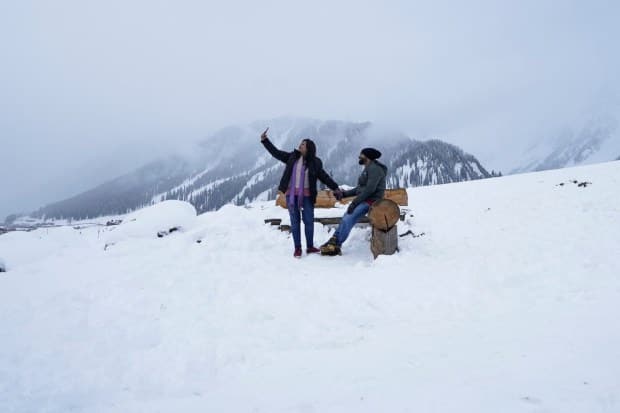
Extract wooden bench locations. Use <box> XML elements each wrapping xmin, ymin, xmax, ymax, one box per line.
<box><xmin>264</xmin><ymin>212</ymin><xmax>408</xmax><ymax>231</ymax></box>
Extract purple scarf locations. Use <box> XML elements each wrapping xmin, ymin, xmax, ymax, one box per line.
<box><xmin>288</xmin><ymin>157</ymin><xmax>306</xmax><ymax>208</ymax></box>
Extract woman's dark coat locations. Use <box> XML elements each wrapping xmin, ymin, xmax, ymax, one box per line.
<box><xmin>262</xmin><ymin>138</ymin><xmax>339</xmax><ymax>204</ymax></box>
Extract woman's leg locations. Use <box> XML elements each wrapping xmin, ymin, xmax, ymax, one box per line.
<box><xmin>287</xmin><ymin>196</ymin><xmax>302</xmax><ymax>248</ymax></box>
<box><xmin>301</xmin><ymin>196</ymin><xmax>315</xmax><ymax>248</ymax></box>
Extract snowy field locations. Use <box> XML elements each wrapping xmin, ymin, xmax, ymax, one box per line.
<box><xmin>1</xmin><ymin>161</ymin><xmax>619</xmax><ymax>412</ymax></box>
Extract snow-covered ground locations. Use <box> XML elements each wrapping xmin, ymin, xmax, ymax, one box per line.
<box><xmin>1</xmin><ymin>161</ymin><xmax>619</xmax><ymax>412</ymax></box>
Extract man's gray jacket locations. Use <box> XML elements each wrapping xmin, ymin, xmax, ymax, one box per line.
<box><xmin>342</xmin><ymin>160</ymin><xmax>388</xmax><ymax>207</ymax></box>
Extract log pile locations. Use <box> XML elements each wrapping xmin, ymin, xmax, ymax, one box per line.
<box><xmin>275</xmin><ymin>188</ymin><xmax>408</xmax><ymax>208</ymax></box>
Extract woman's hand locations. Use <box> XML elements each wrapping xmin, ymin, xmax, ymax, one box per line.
<box><xmin>260</xmin><ymin>127</ymin><xmax>269</xmax><ymax>142</ymax></box>
<box><xmin>333</xmin><ymin>189</ymin><xmax>343</xmax><ymax>201</ymax></box>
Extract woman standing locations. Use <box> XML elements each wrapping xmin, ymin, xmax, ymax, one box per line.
<box><xmin>261</xmin><ymin>128</ymin><xmax>342</xmax><ymax>258</ymax></box>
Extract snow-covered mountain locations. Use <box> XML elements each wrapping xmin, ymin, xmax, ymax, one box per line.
<box><xmin>512</xmin><ymin>114</ymin><xmax>620</xmax><ymax>173</ymax></box>
<box><xmin>17</xmin><ymin>117</ymin><xmax>495</xmax><ymax>222</ymax></box>
<box><xmin>1</xmin><ymin>161</ymin><xmax>618</xmax><ymax>412</ymax></box>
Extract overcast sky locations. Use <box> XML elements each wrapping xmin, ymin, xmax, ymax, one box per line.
<box><xmin>1</xmin><ymin>0</ymin><xmax>619</xmax><ymax>219</ymax></box>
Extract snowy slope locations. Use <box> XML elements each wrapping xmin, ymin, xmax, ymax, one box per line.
<box><xmin>1</xmin><ymin>161</ymin><xmax>619</xmax><ymax>412</ymax></box>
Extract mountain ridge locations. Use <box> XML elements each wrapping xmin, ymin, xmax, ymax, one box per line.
<box><xmin>6</xmin><ymin>117</ymin><xmax>497</xmax><ymax>223</ymax></box>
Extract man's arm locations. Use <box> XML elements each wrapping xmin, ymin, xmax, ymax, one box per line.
<box><xmin>341</xmin><ymin>187</ymin><xmax>358</xmax><ymax>198</ymax></box>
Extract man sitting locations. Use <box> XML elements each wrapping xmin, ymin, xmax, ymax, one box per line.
<box><xmin>321</xmin><ymin>147</ymin><xmax>387</xmax><ymax>256</ymax></box>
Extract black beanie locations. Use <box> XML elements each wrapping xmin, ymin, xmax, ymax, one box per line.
<box><xmin>361</xmin><ymin>147</ymin><xmax>382</xmax><ymax>160</ymax></box>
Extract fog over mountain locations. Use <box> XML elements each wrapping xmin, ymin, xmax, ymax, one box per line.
<box><xmin>12</xmin><ymin>117</ymin><xmax>497</xmax><ymax>222</ymax></box>
<box><xmin>511</xmin><ymin>113</ymin><xmax>620</xmax><ymax>173</ymax></box>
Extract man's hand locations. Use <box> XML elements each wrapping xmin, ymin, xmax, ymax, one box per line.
<box><xmin>260</xmin><ymin>127</ymin><xmax>269</xmax><ymax>142</ymax></box>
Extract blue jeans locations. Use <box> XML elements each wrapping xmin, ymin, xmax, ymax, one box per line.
<box><xmin>334</xmin><ymin>202</ymin><xmax>370</xmax><ymax>246</ymax></box>
<box><xmin>287</xmin><ymin>196</ymin><xmax>315</xmax><ymax>249</ymax></box>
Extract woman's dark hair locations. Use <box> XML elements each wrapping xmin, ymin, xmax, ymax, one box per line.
<box><xmin>303</xmin><ymin>138</ymin><xmax>316</xmax><ymax>162</ymax></box>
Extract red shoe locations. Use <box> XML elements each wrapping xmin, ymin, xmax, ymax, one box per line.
<box><xmin>306</xmin><ymin>246</ymin><xmax>320</xmax><ymax>254</ymax></box>
<box><xmin>293</xmin><ymin>248</ymin><xmax>302</xmax><ymax>258</ymax></box>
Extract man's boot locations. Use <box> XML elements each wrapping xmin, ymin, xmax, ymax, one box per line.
<box><xmin>320</xmin><ymin>236</ymin><xmax>341</xmax><ymax>256</ymax></box>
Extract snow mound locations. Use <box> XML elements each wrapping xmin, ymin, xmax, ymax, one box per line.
<box><xmin>104</xmin><ymin>200</ymin><xmax>197</xmax><ymax>244</ymax></box>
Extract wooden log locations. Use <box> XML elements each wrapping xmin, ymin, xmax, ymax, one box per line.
<box><xmin>276</xmin><ymin>191</ymin><xmax>337</xmax><ymax>208</ymax></box>
<box><xmin>276</xmin><ymin>194</ymin><xmax>286</xmax><ymax>208</ymax></box>
<box><xmin>371</xmin><ymin>225</ymin><xmax>398</xmax><ymax>259</ymax></box>
<box><xmin>386</xmin><ymin>188</ymin><xmax>408</xmax><ymax>206</ymax></box>
<box><xmin>368</xmin><ymin>199</ymin><xmax>400</xmax><ymax>231</ymax></box>
<box><xmin>316</xmin><ymin>190</ymin><xmax>338</xmax><ymax>208</ymax></box>
<box><xmin>275</xmin><ymin>188</ymin><xmax>408</xmax><ymax>209</ymax></box>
